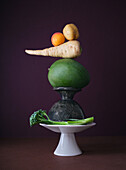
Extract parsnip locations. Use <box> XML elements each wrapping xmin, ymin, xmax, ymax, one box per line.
<box><xmin>25</xmin><ymin>40</ymin><xmax>81</xmax><ymax>58</ymax></box>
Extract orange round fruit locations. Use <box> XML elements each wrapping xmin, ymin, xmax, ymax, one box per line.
<box><xmin>51</xmin><ymin>32</ymin><xmax>65</xmax><ymax>46</ymax></box>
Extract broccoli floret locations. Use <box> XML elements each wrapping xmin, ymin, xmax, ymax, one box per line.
<box><xmin>29</xmin><ymin>109</ymin><xmax>94</xmax><ymax>127</ymax></box>
<box><xmin>30</xmin><ymin>109</ymin><xmax>49</xmax><ymax>127</ymax></box>
<box><xmin>29</xmin><ymin>109</ymin><xmax>68</xmax><ymax>127</ymax></box>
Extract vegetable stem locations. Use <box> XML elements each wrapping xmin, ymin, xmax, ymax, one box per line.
<box><xmin>29</xmin><ymin>109</ymin><xmax>94</xmax><ymax>127</ymax></box>
<box><xmin>67</xmin><ymin>117</ymin><xmax>94</xmax><ymax>125</ymax></box>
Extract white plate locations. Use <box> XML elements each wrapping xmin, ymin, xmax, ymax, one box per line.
<box><xmin>40</xmin><ymin>123</ymin><xmax>96</xmax><ymax>133</ymax></box>
<box><xmin>40</xmin><ymin>122</ymin><xmax>96</xmax><ymax>156</ymax></box>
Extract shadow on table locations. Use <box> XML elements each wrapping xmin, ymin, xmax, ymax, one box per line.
<box><xmin>78</xmin><ymin>136</ymin><xmax>126</xmax><ymax>155</ymax></box>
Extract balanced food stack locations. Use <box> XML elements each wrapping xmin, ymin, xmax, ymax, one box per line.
<box><xmin>25</xmin><ymin>23</ymin><xmax>94</xmax><ymax>126</ymax></box>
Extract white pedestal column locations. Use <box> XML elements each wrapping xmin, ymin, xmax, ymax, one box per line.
<box><xmin>54</xmin><ymin>133</ymin><xmax>82</xmax><ymax>156</ymax></box>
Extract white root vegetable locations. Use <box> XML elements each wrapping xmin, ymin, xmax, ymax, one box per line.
<box><xmin>25</xmin><ymin>40</ymin><xmax>81</xmax><ymax>58</ymax></box>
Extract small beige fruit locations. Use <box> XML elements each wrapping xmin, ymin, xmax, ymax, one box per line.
<box><xmin>63</xmin><ymin>23</ymin><xmax>79</xmax><ymax>40</ymax></box>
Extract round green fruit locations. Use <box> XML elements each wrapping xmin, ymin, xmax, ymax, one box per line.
<box><xmin>48</xmin><ymin>59</ymin><xmax>90</xmax><ymax>89</ymax></box>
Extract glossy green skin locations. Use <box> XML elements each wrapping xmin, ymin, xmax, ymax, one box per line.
<box><xmin>48</xmin><ymin>59</ymin><xmax>90</xmax><ymax>89</ymax></box>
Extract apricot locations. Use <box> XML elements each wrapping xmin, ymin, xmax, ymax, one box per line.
<box><xmin>51</xmin><ymin>32</ymin><xmax>65</xmax><ymax>46</ymax></box>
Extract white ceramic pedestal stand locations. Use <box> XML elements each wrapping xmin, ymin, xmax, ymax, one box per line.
<box><xmin>54</xmin><ymin>133</ymin><xmax>82</xmax><ymax>156</ymax></box>
<box><xmin>40</xmin><ymin>123</ymin><xmax>96</xmax><ymax>156</ymax></box>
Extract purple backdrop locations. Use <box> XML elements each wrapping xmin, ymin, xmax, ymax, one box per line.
<box><xmin>1</xmin><ymin>0</ymin><xmax>126</xmax><ymax>137</ymax></box>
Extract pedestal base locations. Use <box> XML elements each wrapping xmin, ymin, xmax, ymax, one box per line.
<box><xmin>40</xmin><ymin>123</ymin><xmax>96</xmax><ymax>157</ymax></box>
<box><xmin>54</xmin><ymin>133</ymin><xmax>82</xmax><ymax>156</ymax></box>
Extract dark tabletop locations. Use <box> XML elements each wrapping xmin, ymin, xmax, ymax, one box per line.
<box><xmin>0</xmin><ymin>136</ymin><xmax>126</xmax><ymax>170</ymax></box>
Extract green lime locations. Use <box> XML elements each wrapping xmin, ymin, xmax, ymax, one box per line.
<box><xmin>48</xmin><ymin>59</ymin><xmax>90</xmax><ymax>89</ymax></box>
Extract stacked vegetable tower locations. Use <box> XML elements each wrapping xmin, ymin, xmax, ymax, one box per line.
<box><xmin>25</xmin><ymin>23</ymin><xmax>93</xmax><ymax>126</ymax></box>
